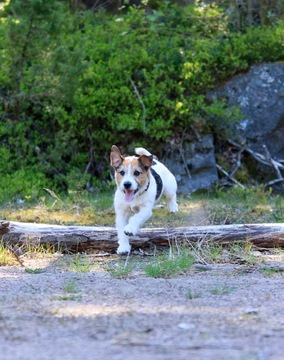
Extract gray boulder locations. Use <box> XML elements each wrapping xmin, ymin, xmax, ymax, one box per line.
<box><xmin>208</xmin><ymin>62</ymin><xmax>284</xmax><ymax>160</ymax></box>
<box><xmin>164</xmin><ymin>134</ymin><xmax>218</xmax><ymax>194</ymax></box>
<box><xmin>165</xmin><ymin>63</ymin><xmax>284</xmax><ymax>193</ymax></box>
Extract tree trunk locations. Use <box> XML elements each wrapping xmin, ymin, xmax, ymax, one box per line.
<box><xmin>1</xmin><ymin>221</ymin><xmax>284</xmax><ymax>253</ymax></box>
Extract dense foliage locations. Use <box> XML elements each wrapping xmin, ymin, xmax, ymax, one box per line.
<box><xmin>0</xmin><ymin>0</ymin><xmax>284</xmax><ymax>203</ymax></box>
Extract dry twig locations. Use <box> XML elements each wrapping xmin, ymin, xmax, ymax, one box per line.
<box><xmin>227</xmin><ymin>139</ymin><xmax>284</xmax><ymax>188</ymax></box>
<box><xmin>216</xmin><ymin>164</ymin><xmax>246</xmax><ymax>189</ymax></box>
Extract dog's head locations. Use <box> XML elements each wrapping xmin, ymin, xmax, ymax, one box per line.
<box><xmin>110</xmin><ymin>145</ymin><xmax>153</xmax><ymax>203</ymax></box>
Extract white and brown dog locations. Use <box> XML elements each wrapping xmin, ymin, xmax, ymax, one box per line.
<box><xmin>110</xmin><ymin>145</ymin><xmax>178</xmax><ymax>254</ymax></box>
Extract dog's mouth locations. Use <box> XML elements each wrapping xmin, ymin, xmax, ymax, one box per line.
<box><xmin>124</xmin><ymin>188</ymin><xmax>139</xmax><ymax>203</ymax></box>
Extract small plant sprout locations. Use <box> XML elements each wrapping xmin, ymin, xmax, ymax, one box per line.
<box><xmin>186</xmin><ymin>290</ymin><xmax>202</xmax><ymax>299</ymax></box>
<box><xmin>25</xmin><ymin>268</ymin><xmax>44</xmax><ymax>274</ymax></box>
<box><xmin>68</xmin><ymin>255</ymin><xmax>92</xmax><ymax>273</ymax></box>
<box><xmin>53</xmin><ymin>279</ymin><xmax>81</xmax><ymax>301</ymax></box>
<box><xmin>144</xmin><ymin>249</ymin><xmax>194</xmax><ymax>278</ymax></box>
<box><xmin>210</xmin><ymin>285</ymin><xmax>236</xmax><ymax>296</ymax></box>
<box><xmin>107</xmin><ymin>252</ymin><xmax>134</xmax><ymax>278</ymax></box>
<box><xmin>0</xmin><ymin>242</ymin><xmax>15</xmax><ymax>266</ymax></box>
<box><xmin>63</xmin><ymin>279</ymin><xmax>80</xmax><ymax>293</ymax></box>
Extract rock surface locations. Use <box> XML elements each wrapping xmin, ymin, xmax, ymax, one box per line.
<box><xmin>165</xmin><ymin>62</ymin><xmax>284</xmax><ymax>193</ymax></box>
<box><xmin>208</xmin><ymin>62</ymin><xmax>284</xmax><ymax>159</ymax></box>
<box><xmin>164</xmin><ymin>134</ymin><xmax>218</xmax><ymax>194</ymax></box>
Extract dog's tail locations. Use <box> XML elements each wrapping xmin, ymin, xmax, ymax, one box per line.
<box><xmin>135</xmin><ymin>147</ymin><xmax>152</xmax><ymax>157</ymax></box>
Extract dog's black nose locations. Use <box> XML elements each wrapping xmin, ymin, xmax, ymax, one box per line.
<box><xmin>124</xmin><ymin>181</ymin><xmax>132</xmax><ymax>189</ymax></box>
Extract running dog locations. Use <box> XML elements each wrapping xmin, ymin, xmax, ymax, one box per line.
<box><xmin>110</xmin><ymin>145</ymin><xmax>178</xmax><ymax>254</ymax></box>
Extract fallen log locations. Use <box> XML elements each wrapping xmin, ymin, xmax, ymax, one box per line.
<box><xmin>1</xmin><ymin>221</ymin><xmax>284</xmax><ymax>252</ymax></box>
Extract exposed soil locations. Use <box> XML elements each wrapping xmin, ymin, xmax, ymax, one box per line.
<box><xmin>1</xmin><ymin>252</ymin><xmax>284</xmax><ymax>360</ymax></box>
<box><xmin>1</xmin><ymin>204</ymin><xmax>284</xmax><ymax>360</ymax></box>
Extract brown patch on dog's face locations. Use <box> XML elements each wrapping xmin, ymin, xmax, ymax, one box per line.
<box><xmin>115</xmin><ymin>157</ymin><xmax>150</xmax><ymax>187</ymax></box>
<box><xmin>110</xmin><ymin>146</ymin><xmax>153</xmax><ymax>202</ymax></box>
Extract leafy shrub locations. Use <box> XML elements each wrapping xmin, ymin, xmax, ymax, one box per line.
<box><xmin>0</xmin><ymin>1</ymin><xmax>284</xmax><ymax>203</ymax></box>
<box><xmin>0</xmin><ymin>168</ymin><xmax>49</xmax><ymax>204</ymax></box>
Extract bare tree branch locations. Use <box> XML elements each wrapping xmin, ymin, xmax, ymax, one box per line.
<box><xmin>130</xmin><ymin>78</ymin><xmax>146</xmax><ymax>133</ymax></box>
<box><xmin>216</xmin><ymin>164</ymin><xmax>246</xmax><ymax>189</ymax></box>
<box><xmin>227</xmin><ymin>139</ymin><xmax>284</xmax><ymax>188</ymax></box>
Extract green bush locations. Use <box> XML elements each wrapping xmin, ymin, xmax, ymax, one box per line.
<box><xmin>0</xmin><ymin>1</ymin><xmax>284</xmax><ymax>203</ymax></box>
<box><xmin>0</xmin><ymin>168</ymin><xmax>49</xmax><ymax>204</ymax></box>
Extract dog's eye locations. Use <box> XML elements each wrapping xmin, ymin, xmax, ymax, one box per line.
<box><xmin>134</xmin><ymin>170</ymin><xmax>140</xmax><ymax>177</ymax></box>
<box><xmin>119</xmin><ymin>170</ymin><xmax>125</xmax><ymax>176</ymax></box>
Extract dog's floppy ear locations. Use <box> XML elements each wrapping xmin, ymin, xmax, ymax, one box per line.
<box><xmin>139</xmin><ymin>154</ymin><xmax>153</xmax><ymax>172</ymax></box>
<box><xmin>110</xmin><ymin>145</ymin><xmax>124</xmax><ymax>169</ymax></box>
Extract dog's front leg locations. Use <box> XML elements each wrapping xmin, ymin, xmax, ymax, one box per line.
<box><xmin>124</xmin><ymin>205</ymin><xmax>153</xmax><ymax>237</ymax></box>
<box><xmin>116</xmin><ymin>211</ymin><xmax>132</xmax><ymax>255</ymax></box>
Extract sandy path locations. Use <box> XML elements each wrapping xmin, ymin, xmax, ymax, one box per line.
<box><xmin>1</xmin><ymin>255</ymin><xmax>284</xmax><ymax>360</ymax></box>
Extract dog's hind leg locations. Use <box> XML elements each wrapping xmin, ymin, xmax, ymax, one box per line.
<box><xmin>166</xmin><ymin>192</ymin><xmax>179</xmax><ymax>213</ymax></box>
<box><xmin>163</xmin><ymin>176</ymin><xmax>179</xmax><ymax>213</ymax></box>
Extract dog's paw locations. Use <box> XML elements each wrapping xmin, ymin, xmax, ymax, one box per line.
<box><xmin>169</xmin><ymin>202</ymin><xmax>179</xmax><ymax>213</ymax></box>
<box><xmin>117</xmin><ymin>243</ymin><xmax>131</xmax><ymax>255</ymax></box>
<box><xmin>124</xmin><ymin>224</ymin><xmax>137</xmax><ymax>236</ymax></box>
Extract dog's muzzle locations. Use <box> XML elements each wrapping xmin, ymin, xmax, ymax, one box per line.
<box><xmin>123</xmin><ymin>181</ymin><xmax>139</xmax><ymax>203</ymax></box>
<box><xmin>124</xmin><ymin>181</ymin><xmax>132</xmax><ymax>190</ymax></box>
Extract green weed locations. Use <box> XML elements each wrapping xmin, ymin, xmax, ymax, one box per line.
<box><xmin>53</xmin><ymin>279</ymin><xmax>81</xmax><ymax>301</ymax></box>
<box><xmin>106</xmin><ymin>252</ymin><xmax>135</xmax><ymax>278</ymax></box>
<box><xmin>0</xmin><ymin>242</ymin><xmax>15</xmax><ymax>266</ymax></box>
<box><xmin>67</xmin><ymin>255</ymin><xmax>92</xmax><ymax>273</ymax></box>
<box><xmin>210</xmin><ymin>286</ymin><xmax>235</xmax><ymax>296</ymax></box>
<box><xmin>63</xmin><ymin>279</ymin><xmax>80</xmax><ymax>293</ymax></box>
<box><xmin>144</xmin><ymin>250</ymin><xmax>194</xmax><ymax>278</ymax></box>
<box><xmin>188</xmin><ymin>240</ymin><xmax>261</xmax><ymax>266</ymax></box>
<box><xmin>186</xmin><ymin>290</ymin><xmax>202</xmax><ymax>299</ymax></box>
<box><xmin>107</xmin><ymin>263</ymin><xmax>134</xmax><ymax>278</ymax></box>
<box><xmin>53</xmin><ymin>294</ymin><xmax>82</xmax><ymax>301</ymax></box>
<box><xmin>25</xmin><ymin>268</ymin><xmax>44</xmax><ymax>274</ymax></box>
<box><xmin>227</xmin><ymin>243</ymin><xmax>260</xmax><ymax>265</ymax></box>
<box><xmin>262</xmin><ymin>266</ymin><xmax>284</xmax><ymax>277</ymax></box>
<box><xmin>188</xmin><ymin>241</ymin><xmax>224</xmax><ymax>265</ymax></box>
<box><xmin>209</xmin><ymin>186</ymin><xmax>274</xmax><ymax>224</ymax></box>
<box><xmin>271</xmin><ymin>196</ymin><xmax>284</xmax><ymax>222</ymax></box>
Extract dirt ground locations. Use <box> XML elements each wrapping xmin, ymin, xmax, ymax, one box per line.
<box><xmin>1</xmin><ymin>203</ymin><xmax>284</xmax><ymax>360</ymax></box>
<box><xmin>1</xmin><ymin>252</ymin><xmax>284</xmax><ymax>360</ymax></box>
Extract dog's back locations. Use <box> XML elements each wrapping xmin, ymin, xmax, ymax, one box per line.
<box><xmin>136</xmin><ymin>147</ymin><xmax>178</xmax><ymax>212</ymax></box>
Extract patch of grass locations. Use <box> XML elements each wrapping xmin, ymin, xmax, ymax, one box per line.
<box><xmin>188</xmin><ymin>240</ymin><xmax>261</xmax><ymax>266</ymax></box>
<box><xmin>210</xmin><ymin>285</ymin><xmax>236</xmax><ymax>296</ymax></box>
<box><xmin>208</xmin><ymin>186</ymin><xmax>276</xmax><ymax>225</ymax></box>
<box><xmin>63</xmin><ymin>279</ymin><xmax>80</xmax><ymax>293</ymax></box>
<box><xmin>228</xmin><ymin>243</ymin><xmax>260</xmax><ymax>265</ymax></box>
<box><xmin>186</xmin><ymin>290</ymin><xmax>202</xmax><ymax>299</ymax></box>
<box><xmin>1</xmin><ymin>187</ymin><xmax>281</xmax><ymax>229</ymax></box>
<box><xmin>262</xmin><ymin>266</ymin><xmax>284</xmax><ymax>277</ymax></box>
<box><xmin>208</xmin><ymin>244</ymin><xmax>223</xmax><ymax>262</ymax></box>
<box><xmin>1</xmin><ymin>188</ymin><xmax>283</xmax><ymax>276</ymax></box>
<box><xmin>270</xmin><ymin>195</ymin><xmax>284</xmax><ymax>222</ymax></box>
<box><xmin>106</xmin><ymin>253</ymin><xmax>136</xmax><ymax>278</ymax></box>
<box><xmin>149</xmin><ymin>205</ymin><xmax>189</xmax><ymax>228</ymax></box>
<box><xmin>53</xmin><ymin>279</ymin><xmax>81</xmax><ymax>301</ymax></box>
<box><xmin>107</xmin><ymin>263</ymin><xmax>134</xmax><ymax>278</ymax></box>
<box><xmin>1</xmin><ymin>190</ymin><xmax>115</xmax><ymax>226</ymax></box>
<box><xmin>188</xmin><ymin>241</ymin><xmax>224</xmax><ymax>265</ymax></box>
<box><xmin>0</xmin><ymin>242</ymin><xmax>16</xmax><ymax>266</ymax></box>
<box><xmin>67</xmin><ymin>255</ymin><xmax>92</xmax><ymax>273</ymax></box>
<box><xmin>53</xmin><ymin>294</ymin><xmax>82</xmax><ymax>301</ymax></box>
<box><xmin>144</xmin><ymin>249</ymin><xmax>194</xmax><ymax>278</ymax></box>
<box><xmin>25</xmin><ymin>268</ymin><xmax>44</xmax><ymax>274</ymax></box>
